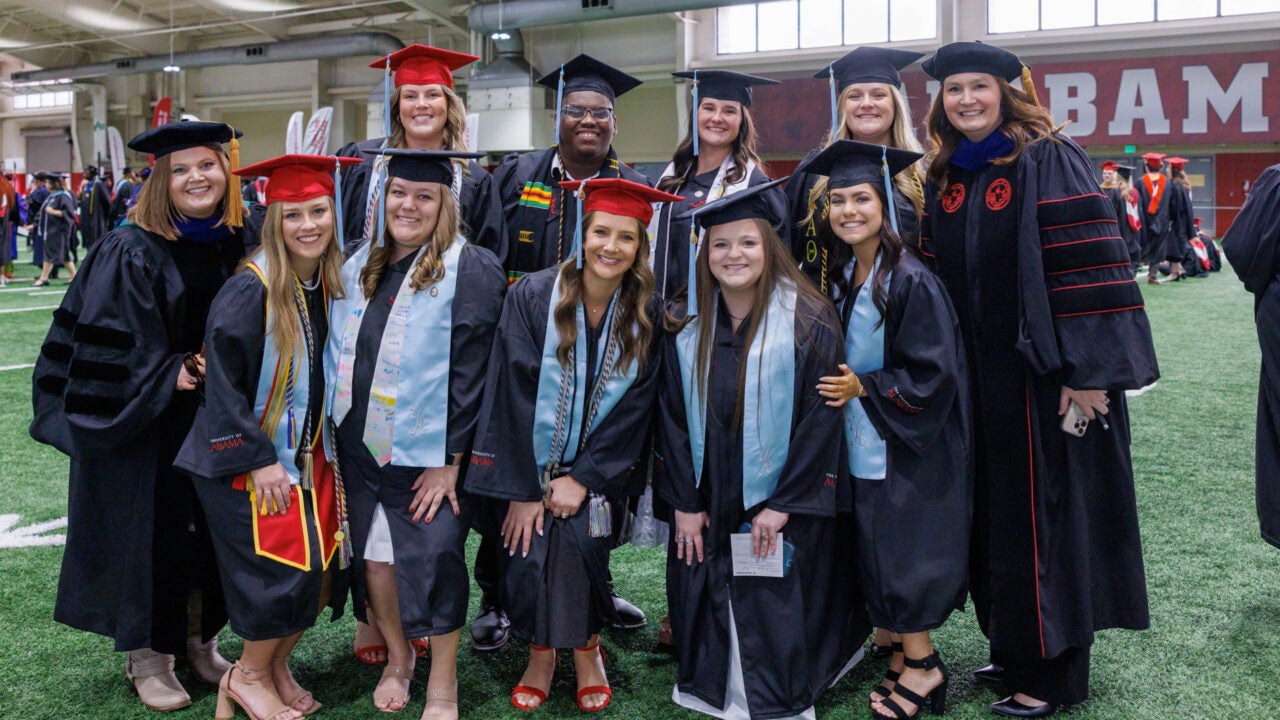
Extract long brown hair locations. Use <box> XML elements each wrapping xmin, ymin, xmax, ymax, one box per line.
<box><xmin>817</xmin><ymin>183</ymin><xmax>906</xmax><ymax>329</ymax></box>
<box><xmin>388</xmin><ymin>84</ymin><xmax>471</xmax><ymax>177</ymax></box>
<box><xmin>127</xmin><ymin>146</ymin><xmax>243</xmax><ymax>240</ymax></box>
<box><xmin>553</xmin><ymin>211</ymin><xmax>655</xmax><ymax>376</ymax></box>
<box><xmin>1171</xmin><ymin>166</ymin><xmax>1191</xmax><ymax>189</ymax></box>
<box><xmin>242</xmin><ymin>197</ymin><xmax>346</xmax><ymax>359</ymax></box>
<box><xmin>805</xmin><ymin>83</ymin><xmax>925</xmax><ymax>223</ymax></box>
<box><xmin>666</xmin><ymin>219</ymin><xmax>836</xmax><ymax>417</ymax></box>
<box><xmin>358</xmin><ymin>179</ymin><xmax>461</xmax><ymax>299</ymax></box>
<box><xmin>925</xmin><ymin>76</ymin><xmax>1061</xmax><ymax>190</ymax></box>
<box><xmin>657</xmin><ymin>99</ymin><xmax>765</xmax><ymax>194</ymax></box>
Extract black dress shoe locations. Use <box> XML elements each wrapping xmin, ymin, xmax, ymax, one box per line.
<box><xmin>469</xmin><ymin>604</ymin><xmax>510</xmax><ymax>651</ymax></box>
<box><xmin>608</xmin><ymin>592</ymin><xmax>646</xmax><ymax>630</ymax></box>
<box><xmin>973</xmin><ymin>663</ymin><xmax>1005</xmax><ymax>683</ymax></box>
<box><xmin>991</xmin><ymin>696</ymin><xmax>1057</xmax><ymax>718</ymax></box>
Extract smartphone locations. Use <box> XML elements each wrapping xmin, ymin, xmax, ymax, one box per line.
<box><xmin>1060</xmin><ymin>400</ymin><xmax>1089</xmax><ymax>437</ymax></box>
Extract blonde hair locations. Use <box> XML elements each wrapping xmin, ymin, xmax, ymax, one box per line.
<box><xmin>389</xmin><ymin>84</ymin><xmax>471</xmax><ymax>177</ymax></box>
<box><xmin>358</xmin><ymin>179</ymin><xmax>461</xmax><ymax>299</ymax></box>
<box><xmin>243</xmin><ymin>197</ymin><xmax>346</xmax><ymax>359</ymax></box>
<box><xmin>805</xmin><ymin>83</ymin><xmax>925</xmax><ymax>225</ymax></box>
<box><xmin>553</xmin><ymin>211</ymin><xmax>655</xmax><ymax>376</ymax></box>
<box><xmin>127</xmin><ymin>147</ymin><xmax>243</xmax><ymax>241</ymax></box>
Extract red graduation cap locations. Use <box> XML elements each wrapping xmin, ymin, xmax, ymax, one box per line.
<box><xmin>1193</xmin><ymin>216</ymin><xmax>1203</xmax><ymax>225</ymax></box>
<box><xmin>1141</xmin><ymin>152</ymin><xmax>1166</xmax><ymax>169</ymax></box>
<box><xmin>1167</xmin><ymin>157</ymin><xmax>1189</xmax><ymax>169</ymax></box>
<box><xmin>1099</xmin><ymin>160</ymin><xmax>1118</xmax><ymax>171</ymax></box>
<box><xmin>234</xmin><ymin>154</ymin><xmax>362</xmax><ymax>204</ymax></box>
<box><xmin>558</xmin><ymin>178</ymin><xmax>682</xmax><ymax>226</ymax></box>
<box><xmin>370</xmin><ymin>44</ymin><xmax>480</xmax><ymax>89</ymax></box>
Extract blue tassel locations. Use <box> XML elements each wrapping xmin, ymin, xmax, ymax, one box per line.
<box><xmin>333</xmin><ymin>158</ymin><xmax>345</xmax><ymax>248</ymax></box>
<box><xmin>383</xmin><ymin>62</ymin><xmax>393</xmax><ymax>138</ymax></box>
<box><xmin>828</xmin><ymin>64</ymin><xmax>839</xmax><ymax>139</ymax></box>
<box><xmin>572</xmin><ymin>188</ymin><xmax>585</xmax><ymax>270</ymax></box>
<box><xmin>686</xmin><ymin>223</ymin><xmax>700</xmax><ymax>317</ymax></box>
<box><xmin>553</xmin><ymin>65</ymin><xmax>565</xmax><ymax>147</ymax></box>
<box><xmin>882</xmin><ymin>146</ymin><xmax>899</xmax><ymax>236</ymax></box>
<box><xmin>691</xmin><ymin>70</ymin><xmax>700</xmax><ymax>158</ymax></box>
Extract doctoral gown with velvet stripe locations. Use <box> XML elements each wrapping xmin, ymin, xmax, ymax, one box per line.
<box><xmin>29</xmin><ymin>218</ymin><xmax>264</xmax><ymax>652</ymax></box>
<box><xmin>1222</xmin><ymin>164</ymin><xmax>1280</xmax><ymax>549</ymax></box>
<box><xmin>919</xmin><ymin>133</ymin><xmax>1158</xmax><ymax>662</ymax></box>
<box><xmin>653</xmin><ymin>292</ymin><xmax>866</xmax><ymax>719</ymax></box>
<box><xmin>465</xmin><ymin>267</ymin><xmax>662</xmax><ymax>647</ymax></box>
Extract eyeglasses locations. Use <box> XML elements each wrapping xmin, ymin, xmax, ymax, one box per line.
<box><xmin>561</xmin><ymin>104</ymin><xmax>614</xmax><ymax>121</ymax></box>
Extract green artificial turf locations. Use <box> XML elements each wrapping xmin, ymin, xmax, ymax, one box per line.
<box><xmin>0</xmin><ymin>244</ymin><xmax>1271</xmax><ymax>719</ymax></box>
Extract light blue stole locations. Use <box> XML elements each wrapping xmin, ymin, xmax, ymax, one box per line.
<box><xmin>244</xmin><ymin>250</ymin><xmax>319</xmax><ymax>485</ymax></box>
<box><xmin>675</xmin><ymin>281</ymin><xmax>797</xmax><ymax>509</ymax></box>
<box><xmin>531</xmin><ymin>274</ymin><xmax>639</xmax><ymax>473</ymax></box>
<box><xmin>324</xmin><ymin>238</ymin><xmax>463</xmax><ymax>467</ymax></box>
<box><xmin>842</xmin><ymin>256</ymin><xmax>889</xmax><ymax>479</ymax></box>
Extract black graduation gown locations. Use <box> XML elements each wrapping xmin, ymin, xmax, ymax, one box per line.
<box><xmin>337</xmin><ymin>138</ymin><xmax>508</xmax><ymax>267</ymax></box>
<box><xmin>1105</xmin><ymin>186</ymin><xmax>1143</xmax><ymax>266</ymax></box>
<box><xmin>490</xmin><ymin>147</ymin><xmax>650</xmax><ymax>280</ymax></box>
<box><xmin>1136</xmin><ymin>173</ymin><xmax>1174</xmax><ymax>266</ymax></box>
<box><xmin>838</xmin><ymin>254</ymin><xmax>973</xmax><ymax>633</ymax></box>
<box><xmin>1222</xmin><ymin>164</ymin><xmax>1280</xmax><ymax>549</ymax></box>
<box><xmin>653</xmin><ymin>293</ymin><xmax>862</xmax><ymax>719</ymax></box>
<box><xmin>650</xmin><ymin>165</ymin><xmax>787</xmax><ymax>301</ymax></box>
<box><xmin>466</xmin><ymin>267</ymin><xmax>661</xmax><ymax>647</ymax></box>
<box><xmin>40</xmin><ymin>191</ymin><xmax>77</xmax><ymax>264</ymax></box>
<box><xmin>28</xmin><ymin>185</ymin><xmax>48</xmax><ymax>266</ymax></box>
<box><xmin>786</xmin><ymin>150</ymin><xmax>920</xmax><ymax>291</ymax></box>
<box><xmin>919</xmin><ymin>135</ymin><xmax>1158</xmax><ymax>671</ymax></box>
<box><xmin>110</xmin><ymin>179</ymin><xmax>134</xmax><ymax>227</ymax></box>
<box><xmin>174</xmin><ymin>272</ymin><xmax>346</xmax><ymax>641</ymax></box>
<box><xmin>78</xmin><ymin>179</ymin><xmax>113</xmax><ymax>250</ymax></box>
<box><xmin>335</xmin><ymin>243</ymin><xmax>506</xmax><ymax>638</ymax></box>
<box><xmin>1169</xmin><ymin>181</ymin><xmax>1196</xmax><ymax>263</ymax></box>
<box><xmin>29</xmin><ymin>219</ymin><xmax>259</xmax><ymax>653</ymax></box>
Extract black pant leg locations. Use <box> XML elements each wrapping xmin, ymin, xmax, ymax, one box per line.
<box><xmin>1002</xmin><ymin>645</ymin><xmax>1091</xmax><ymax>706</ymax></box>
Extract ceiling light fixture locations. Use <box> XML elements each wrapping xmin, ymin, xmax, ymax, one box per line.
<box><xmin>490</xmin><ymin>0</ymin><xmax>510</xmax><ymax>41</ymax></box>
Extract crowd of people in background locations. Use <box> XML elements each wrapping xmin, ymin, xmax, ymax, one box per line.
<box><xmin>25</xmin><ymin>35</ymin><xmax>1272</xmax><ymax>720</ymax></box>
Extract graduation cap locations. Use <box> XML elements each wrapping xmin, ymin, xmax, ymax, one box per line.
<box><xmin>1099</xmin><ymin>160</ymin><xmax>1118</xmax><ymax>171</ymax></box>
<box><xmin>234</xmin><ymin>154</ymin><xmax>363</xmax><ymax>248</ymax></box>
<box><xmin>557</xmin><ymin>177</ymin><xmax>682</xmax><ymax>270</ymax></box>
<box><xmin>1141</xmin><ymin>151</ymin><xmax>1166</xmax><ymax>170</ymax></box>
<box><xmin>922</xmin><ymin>42</ymin><xmax>1039</xmax><ymax>106</ymax></box>
<box><xmin>671</xmin><ymin>70</ymin><xmax>778</xmax><ymax>156</ymax></box>
<box><xmin>363</xmin><ymin>148</ymin><xmax>486</xmax><ymax>247</ymax></box>
<box><xmin>794</xmin><ymin>139</ymin><xmax>922</xmax><ymax>235</ymax></box>
<box><xmin>1167</xmin><ymin>156</ymin><xmax>1189</xmax><ymax>169</ymax></box>
<box><xmin>674</xmin><ymin>178</ymin><xmax>786</xmax><ymax>313</ymax></box>
<box><xmin>1116</xmin><ymin>164</ymin><xmax>1135</xmax><ymax>182</ymax></box>
<box><xmin>32</xmin><ymin>171</ymin><xmax>52</xmax><ymax>181</ymax></box>
<box><xmin>370</xmin><ymin>44</ymin><xmax>478</xmax><ymax>89</ymax></box>
<box><xmin>537</xmin><ymin>55</ymin><xmax>642</xmax><ymax>146</ymax></box>
<box><xmin>128</xmin><ymin>121</ymin><xmax>243</xmax><ymax>168</ymax></box>
<box><xmin>1193</xmin><ymin>216</ymin><xmax>1203</xmax><ymax>226</ymax></box>
<box><xmin>814</xmin><ymin>47</ymin><xmax>924</xmax><ymax>138</ymax></box>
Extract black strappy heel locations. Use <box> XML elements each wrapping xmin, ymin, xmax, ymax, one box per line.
<box><xmin>873</xmin><ymin>652</ymin><xmax>948</xmax><ymax>719</ymax></box>
<box><xmin>869</xmin><ymin>642</ymin><xmax>905</xmax><ymax>704</ymax></box>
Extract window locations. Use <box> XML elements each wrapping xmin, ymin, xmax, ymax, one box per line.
<box><xmin>717</xmin><ymin>0</ymin><xmax>937</xmax><ymax>55</ymax></box>
<box><xmin>988</xmin><ymin>0</ymin><xmax>1275</xmax><ymax>33</ymax></box>
<box><xmin>12</xmin><ymin>91</ymin><xmax>72</xmax><ymax>110</ymax></box>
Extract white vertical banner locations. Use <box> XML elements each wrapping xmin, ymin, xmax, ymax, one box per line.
<box><xmin>464</xmin><ymin>113</ymin><xmax>479</xmax><ymax>152</ymax></box>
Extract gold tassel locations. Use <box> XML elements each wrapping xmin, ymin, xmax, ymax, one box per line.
<box><xmin>1021</xmin><ymin>65</ymin><xmax>1041</xmax><ymax>107</ymax></box>
<box><xmin>225</xmin><ymin>125</ymin><xmax>244</xmax><ymax>228</ymax></box>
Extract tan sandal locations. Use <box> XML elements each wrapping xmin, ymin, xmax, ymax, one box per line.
<box><xmin>420</xmin><ymin>681</ymin><xmax>458</xmax><ymax>720</ymax></box>
<box><xmin>214</xmin><ymin>662</ymin><xmax>299</xmax><ymax>720</ymax></box>
<box><xmin>271</xmin><ymin>657</ymin><xmax>321</xmax><ymax>715</ymax></box>
<box><xmin>374</xmin><ymin>663</ymin><xmax>413</xmax><ymax>713</ymax></box>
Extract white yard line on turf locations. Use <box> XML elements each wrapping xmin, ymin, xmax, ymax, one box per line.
<box><xmin>0</xmin><ymin>284</ymin><xmax>68</xmax><ymax>293</ymax></box>
<box><xmin>0</xmin><ymin>305</ymin><xmax>57</xmax><ymax>314</ymax></box>
<box><xmin>0</xmin><ymin>364</ymin><xmax>35</xmax><ymax>372</ymax></box>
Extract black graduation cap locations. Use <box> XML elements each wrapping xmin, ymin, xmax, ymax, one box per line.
<box><xmin>367</xmin><ymin>148</ymin><xmax>486</xmax><ymax>185</ymax></box>
<box><xmin>671</xmin><ymin>69</ymin><xmax>778</xmax><ymax>107</ymax></box>
<box><xmin>32</xmin><ymin>171</ymin><xmax>53</xmax><ymax>181</ymax></box>
<box><xmin>536</xmin><ymin>54</ymin><xmax>642</xmax><ymax>104</ymax></box>
<box><xmin>127</xmin><ymin>121</ymin><xmax>243</xmax><ymax>159</ymax></box>
<box><xmin>921</xmin><ymin>41</ymin><xmax>1025</xmax><ymax>82</ymax></box>
<box><xmin>676</xmin><ymin>178</ymin><xmax>786</xmax><ymax>311</ymax></box>
<box><xmin>814</xmin><ymin>47</ymin><xmax>924</xmax><ymax>91</ymax></box>
<box><xmin>1116</xmin><ymin>165</ymin><xmax>1135</xmax><ymax>182</ymax></box>
<box><xmin>794</xmin><ymin>140</ymin><xmax>923</xmax><ymax>191</ymax></box>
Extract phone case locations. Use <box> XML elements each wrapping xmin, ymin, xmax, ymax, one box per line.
<box><xmin>1060</xmin><ymin>400</ymin><xmax>1089</xmax><ymax>437</ymax></box>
